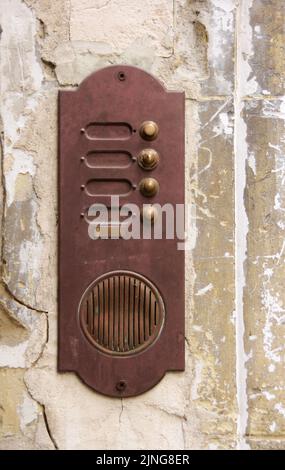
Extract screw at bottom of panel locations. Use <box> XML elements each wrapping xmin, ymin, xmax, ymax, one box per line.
<box><xmin>116</xmin><ymin>380</ymin><xmax>127</xmax><ymax>392</ymax></box>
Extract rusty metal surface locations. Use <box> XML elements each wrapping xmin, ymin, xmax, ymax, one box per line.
<box><xmin>58</xmin><ymin>65</ymin><xmax>185</xmax><ymax>397</ymax></box>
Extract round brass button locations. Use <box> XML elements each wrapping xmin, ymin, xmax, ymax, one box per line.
<box><xmin>141</xmin><ymin>205</ymin><xmax>158</xmax><ymax>223</ymax></box>
<box><xmin>140</xmin><ymin>121</ymin><xmax>159</xmax><ymax>140</ymax></box>
<box><xmin>139</xmin><ymin>177</ymin><xmax>159</xmax><ymax>197</ymax></box>
<box><xmin>138</xmin><ymin>149</ymin><xmax>159</xmax><ymax>170</ymax></box>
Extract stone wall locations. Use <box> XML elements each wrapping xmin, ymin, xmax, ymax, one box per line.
<box><xmin>0</xmin><ymin>0</ymin><xmax>284</xmax><ymax>450</ymax></box>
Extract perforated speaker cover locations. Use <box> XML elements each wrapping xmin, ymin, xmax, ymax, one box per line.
<box><xmin>79</xmin><ymin>271</ymin><xmax>165</xmax><ymax>356</ymax></box>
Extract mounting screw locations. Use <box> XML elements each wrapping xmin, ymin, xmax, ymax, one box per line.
<box><xmin>118</xmin><ymin>71</ymin><xmax>126</xmax><ymax>81</ymax></box>
<box><xmin>116</xmin><ymin>380</ymin><xmax>127</xmax><ymax>392</ymax></box>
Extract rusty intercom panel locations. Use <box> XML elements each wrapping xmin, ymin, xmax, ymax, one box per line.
<box><xmin>58</xmin><ymin>65</ymin><xmax>185</xmax><ymax>397</ymax></box>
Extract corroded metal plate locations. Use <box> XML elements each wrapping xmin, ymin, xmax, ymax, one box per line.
<box><xmin>58</xmin><ymin>65</ymin><xmax>185</xmax><ymax>397</ymax></box>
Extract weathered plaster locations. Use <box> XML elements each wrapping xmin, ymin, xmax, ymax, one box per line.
<box><xmin>0</xmin><ymin>0</ymin><xmax>285</xmax><ymax>450</ymax></box>
<box><xmin>238</xmin><ymin>0</ymin><xmax>285</xmax><ymax>448</ymax></box>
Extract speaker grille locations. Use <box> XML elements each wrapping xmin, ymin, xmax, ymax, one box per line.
<box><xmin>79</xmin><ymin>271</ymin><xmax>165</xmax><ymax>356</ymax></box>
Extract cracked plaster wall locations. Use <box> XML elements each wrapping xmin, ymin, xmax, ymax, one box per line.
<box><xmin>0</xmin><ymin>0</ymin><xmax>284</xmax><ymax>450</ymax></box>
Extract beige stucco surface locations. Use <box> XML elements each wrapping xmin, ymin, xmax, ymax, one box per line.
<box><xmin>0</xmin><ymin>0</ymin><xmax>284</xmax><ymax>449</ymax></box>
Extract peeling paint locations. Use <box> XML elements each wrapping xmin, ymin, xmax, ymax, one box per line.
<box><xmin>4</xmin><ymin>151</ymin><xmax>36</xmax><ymax>207</ymax></box>
<box><xmin>0</xmin><ymin>340</ymin><xmax>28</xmax><ymax>368</ymax></box>
<box><xmin>219</xmin><ymin>112</ymin><xmax>233</xmax><ymax>135</ymax></box>
<box><xmin>191</xmin><ymin>360</ymin><xmax>203</xmax><ymax>401</ymax></box>
<box><xmin>202</xmin><ymin>0</ymin><xmax>235</xmax><ymax>94</ymax></box>
<box><xmin>269</xmin><ymin>421</ymin><xmax>277</xmax><ymax>433</ymax></box>
<box><xmin>274</xmin><ymin>403</ymin><xmax>285</xmax><ymax>418</ymax></box>
<box><xmin>248</xmin><ymin>152</ymin><xmax>256</xmax><ymax>175</ymax></box>
<box><xmin>238</xmin><ymin>0</ymin><xmax>258</xmax><ymax>96</ymax></box>
<box><xmin>234</xmin><ymin>2</ymin><xmax>250</xmax><ymax>450</ymax></box>
<box><xmin>18</xmin><ymin>393</ymin><xmax>38</xmax><ymax>432</ymax></box>
<box><xmin>195</xmin><ymin>283</ymin><xmax>213</xmax><ymax>296</ymax></box>
<box><xmin>262</xmin><ymin>287</ymin><xmax>284</xmax><ymax>364</ymax></box>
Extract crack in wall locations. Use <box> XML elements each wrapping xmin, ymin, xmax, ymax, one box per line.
<box><xmin>1</xmin><ymin>281</ymin><xmax>48</xmax><ymax>316</ymax></box>
<box><xmin>119</xmin><ymin>398</ymin><xmax>124</xmax><ymax>425</ymax></box>
<box><xmin>0</xmin><ymin>119</ymin><xmax>6</xmax><ymax>281</ymax></box>
<box><xmin>42</xmin><ymin>404</ymin><xmax>58</xmax><ymax>450</ymax></box>
<box><xmin>0</xmin><ymin>0</ymin><xmax>54</xmax><ymax>449</ymax></box>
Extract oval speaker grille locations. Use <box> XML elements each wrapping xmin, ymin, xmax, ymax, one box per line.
<box><xmin>79</xmin><ymin>271</ymin><xmax>165</xmax><ymax>356</ymax></box>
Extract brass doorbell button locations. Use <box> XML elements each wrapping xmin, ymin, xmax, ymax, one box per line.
<box><xmin>139</xmin><ymin>177</ymin><xmax>159</xmax><ymax>197</ymax></box>
<box><xmin>138</xmin><ymin>149</ymin><xmax>159</xmax><ymax>170</ymax></box>
<box><xmin>140</xmin><ymin>121</ymin><xmax>159</xmax><ymax>140</ymax></box>
<box><xmin>141</xmin><ymin>205</ymin><xmax>158</xmax><ymax>223</ymax></box>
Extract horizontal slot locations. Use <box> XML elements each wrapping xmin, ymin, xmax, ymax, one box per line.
<box><xmin>85</xmin><ymin>206</ymin><xmax>135</xmax><ymax>223</ymax></box>
<box><xmin>85</xmin><ymin>122</ymin><xmax>132</xmax><ymax>140</ymax></box>
<box><xmin>86</xmin><ymin>151</ymin><xmax>132</xmax><ymax>169</ymax></box>
<box><xmin>86</xmin><ymin>179</ymin><xmax>133</xmax><ymax>196</ymax></box>
<box><xmin>91</xmin><ymin>223</ymin><xmax>132</xmax><ymax>239</ymax></box>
